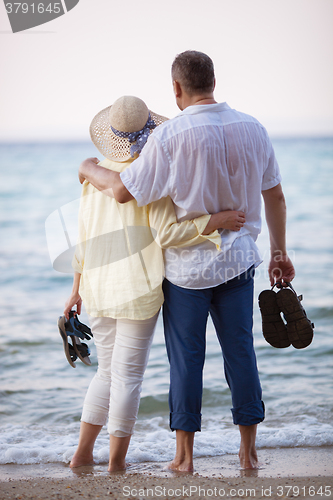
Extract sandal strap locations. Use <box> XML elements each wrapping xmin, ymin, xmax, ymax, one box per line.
<box><xmin>271</xmin><ymin>281</ymin><xmax>283</xmax><ymax>291</ymax></box>
<box><xmin>271</xmin><ymin>281</ymin><xmax>300</xmax><ymax>299</ymax></box>
<box><xmin>68</xmin><ymin>344</ymin><xmax>77</xmax><ymax>362</ymax></box>
<box><xmin>65</xmin><ymin>311</ymin><xmax>93</xmax><ymax>341</ymax></box>
<box><xmin>75</xmin><ymin>342</ymin><xmax>91</xmax><ymax>358</ymax></box>
<box><xmin>73</xmin><ymin>316</ymin><xmax>93</xmax><ymax>340</ymax></box>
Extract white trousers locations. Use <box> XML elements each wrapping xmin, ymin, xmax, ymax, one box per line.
<box><xmin>81</xmin><ymin>312</ymin><xmax>159</xmax><ymax>437</ymax></box>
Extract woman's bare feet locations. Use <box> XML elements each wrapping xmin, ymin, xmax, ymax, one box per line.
<box><xmin>69</xmin><ymin>422</ymin><xmax>103</xmax><ymax>469</ymax></box>
<box><xmin>108</xmin><ymin>435</ymin><xmax>131</xmax><ymax>473</ymax></box>
<box><xmin>70</xmin><ymin>451</ymin><xmax>95</xmax><ymax>468</ymax></box>
<box><xmin>167</xmin><ymin>459</ymin><xmax>194</xmax><ymax>472</ymax></box>
<box><xmin>108</xmin><ymin>461</ymin><xmax>129</xmax><ymax>472</ymax></box>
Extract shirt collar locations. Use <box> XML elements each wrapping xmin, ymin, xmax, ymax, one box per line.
<box><xmin>177</xmin><ymin>102</ymin><xmax>231</xmax><ymax>117</ymax></box>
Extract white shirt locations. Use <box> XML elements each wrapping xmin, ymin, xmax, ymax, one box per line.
<box><xmin>121</xmin><ymin>103</ymin><xmax>282</xmax><ymax>289</ymax></box>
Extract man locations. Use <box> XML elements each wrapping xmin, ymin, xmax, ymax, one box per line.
<box><xmin>79</xmin><ymin>51</ymin><xmax>295</xmax><ymax>471</ymax></box>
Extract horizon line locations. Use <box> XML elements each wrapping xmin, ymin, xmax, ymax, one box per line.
<box><xmin>1</xmin><ymin>135</ymin><xmax>333</xmax><ymax>145</ymax></box>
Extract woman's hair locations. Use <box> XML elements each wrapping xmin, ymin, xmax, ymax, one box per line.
<box><xmin>171</xmin><ymin>51</ymin><xmax>215</xmax><ymax>96</ymax></box>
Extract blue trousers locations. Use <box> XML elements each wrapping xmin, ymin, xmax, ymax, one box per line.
<box><xmin>162</xmin><ymin>267</ymin><xmax>265</xmax><ymax>432</ymax></box>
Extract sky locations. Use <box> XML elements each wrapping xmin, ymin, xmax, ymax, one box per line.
<box><xmin>0</xmin><ymin>0</ymin><xmax>332</xmax><ymax>140</ymax></box>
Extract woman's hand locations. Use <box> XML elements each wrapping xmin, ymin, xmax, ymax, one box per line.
<box><xmin>202</xmin><ymin>211</ymin><xmax>246</xmax><ymax>234</ymax></box>
<box><xmin>64</xmin><ymin>292</ymin><xmax>82</xmax><ymax>320</ymax></box>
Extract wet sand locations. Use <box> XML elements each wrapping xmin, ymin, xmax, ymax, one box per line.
<box><xmin>1</xmin><ymin>447</ymin><xmax>332</xmax><ymax>499</ymax></box>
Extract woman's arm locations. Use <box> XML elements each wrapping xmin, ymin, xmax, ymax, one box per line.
<box><xmin>63</xmin><ymin>184</ymin><xmax>88</xmax><ymax>319</ymax></box>
<box><xmin>64</xmin><ymin>272</ymin><xmax>82</xmax><ymax>319</ymax></box>
<box><xmin>148</xmin><ymin>196</ymin><xmax>245</xmax><ymax>250</ymax></box>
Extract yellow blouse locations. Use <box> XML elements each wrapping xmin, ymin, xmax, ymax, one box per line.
<box><xmin>72</xmin><ymin>158</ymin><xmax>221</xmax><ymax>319</ymax></box>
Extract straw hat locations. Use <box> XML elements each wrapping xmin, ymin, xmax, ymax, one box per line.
<box><xmin>90</xmin><ymin>96</ymin><xmax>168</xmax><ymax>162</ymax></box>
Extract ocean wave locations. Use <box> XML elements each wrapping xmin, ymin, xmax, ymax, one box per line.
<box><xmin>0</xmin><ymin>139</ymin><xmax>332</xmax><ymax>467</ymax></box>
<box><xmin>1</xmin><ymin>415</ymin><xmax>332</xmax><ymax>466</ymax></box>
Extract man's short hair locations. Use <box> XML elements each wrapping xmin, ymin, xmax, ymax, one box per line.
<box><xmin>171</xmin><ymin>51</ymin><xmax>215</xmax><ymax>96</ymax></box>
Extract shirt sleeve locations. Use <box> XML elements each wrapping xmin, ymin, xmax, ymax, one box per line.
<box><xmin>148</xmin><ymin>196</ymin><xmax>221</xmax><ymax>250</ymax></box>
<box><xmin>71</xmin><ymin>186</ymin><xmax>87</xmax><ymax>274</ymax></box>
<box><xmin>262</xmin><ymin>135</ymin><xmax>282</xmax><ymax>191</ymax></box>
<box><xmin>120</xmin><ymin>135</ymin><xmax>172</xmax><ymax>207</ymax></box>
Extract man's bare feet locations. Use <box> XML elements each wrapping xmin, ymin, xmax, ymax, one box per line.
<box><xmin>167</xmin><ymin>430</ymin><xmax>194</xmax><ymax>472</ymax></box>
<box><xmin>238</xmin><ymin>424</ymin><xmax>259</xmax><ymax>469</ymax></box>
<box><xmin>70</xmin><ymin>451</ymin><xmax>95</xmax><ymax>468</ymax></box>
<box><xmin>239</xmin><ymin>443</ymin><xmax>259</xmax><ymax>469</ymax></box>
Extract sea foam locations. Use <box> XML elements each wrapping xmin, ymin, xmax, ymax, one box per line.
<box><xmin>1</xmin><ymin>414</ymin><xmax>332</xmax><ymax>466</ymax></box>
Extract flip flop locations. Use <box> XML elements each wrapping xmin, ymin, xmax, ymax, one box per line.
<box><xmin>276</xmin><ymin>283</ymin><xmax>314</xmax><ymax>349</ymax></box>
<box><xmin>258</xmin><ymin>286</ymin><xmax>291</xmax><ymax>348</ymax></box>
<box><xmin>58</xmin><ymin>315</ymin><xmax>78</xmax><ymax>368</ymax></box>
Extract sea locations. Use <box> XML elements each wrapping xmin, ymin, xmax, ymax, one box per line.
<box><xmin>0</xmin><ymin>138</ymin><xmax>332</xmax><ymax>467</ymax></box>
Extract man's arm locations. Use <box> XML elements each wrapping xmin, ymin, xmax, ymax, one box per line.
<box><xmin>149</xmin><ymin>195</ymin><xmax>246</xmax><ymax>250</ymax></box>
<box><xmin>262</xmin><ymin>183</ymin><xmax>295</xmax><ymax>285</ymax></box>
<box><xmin>79</xmin><ymin>158</ymin><xmax>134</xmax><ymax>203</ymax></box>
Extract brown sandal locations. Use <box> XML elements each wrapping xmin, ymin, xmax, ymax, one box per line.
<box><xmin>258</xmin><ymin>287</ymin><xmax>290</xmax><ymax>348</ymax></box>
<box><xmin>276</xmin><ymin>283</ymin><xmax>314</xmax><ymax>349</ymax></box>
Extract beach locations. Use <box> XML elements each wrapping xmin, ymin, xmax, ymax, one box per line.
<box><xmin>0</xmin><ymin>139</ymin><xmax>332</xmax><ymax>496</ymax></box>
<box><xmin>1</xmin><ymin>448</ymin><xmax>333</xmax><ymax>499</ymax></box>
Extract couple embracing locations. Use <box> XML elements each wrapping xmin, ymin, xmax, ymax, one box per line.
<box><xmin>64</xmin><ymin>50</ymin><xmax>295</xmax><ymax>472</ymax></box>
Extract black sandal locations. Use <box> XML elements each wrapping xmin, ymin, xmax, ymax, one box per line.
<box><xmin>65</xmin><ymin>311</ymin><xmax>93</xmax><ymax>341</ymax></box>
<box><xmin>58</xmin><ymin>311</ymin><xmax>93</xmax><ymax>367</ymax></box>
<box><xmin>276</xmin><ymin>282</ymin><xmax>314</xmax><ymax>349</ymax></box>
<box><xmin>71</xmin><ymin>336</ymin><xmax>92</xmax><ymax>366</ymax></box>
<box><xmin>64</xmin><ymin>311</ymin><xmax>93</xmax><ymax>366</ymax></box>
<box><xmin>258</xmin><ymin>284</ymin><xmax>290</xmax><ymax>348</ymax></box>
<box><xmin>58</xmin><ymin>315</ymin><xmax>78</xmax><ymax>368</ymax></box>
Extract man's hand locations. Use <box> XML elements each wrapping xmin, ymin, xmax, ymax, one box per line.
<box><xmin>202</xmin><ymin>210</ymin><xmax>245</xmax><ymax>235</ymax></box>
<box><xmin>77</xmin><ymin>157</ymin><xmax>134</xmax><ymax>203</ymax></box>
<box><xmin>78</xmin><ymin>157</ymin><xmax>100</xmax><ymax>184</ymax></box>
<box><xmin>268</xmin><ymin>252</ymin><xmax>295</xmax><ymax>286</ymax></box>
